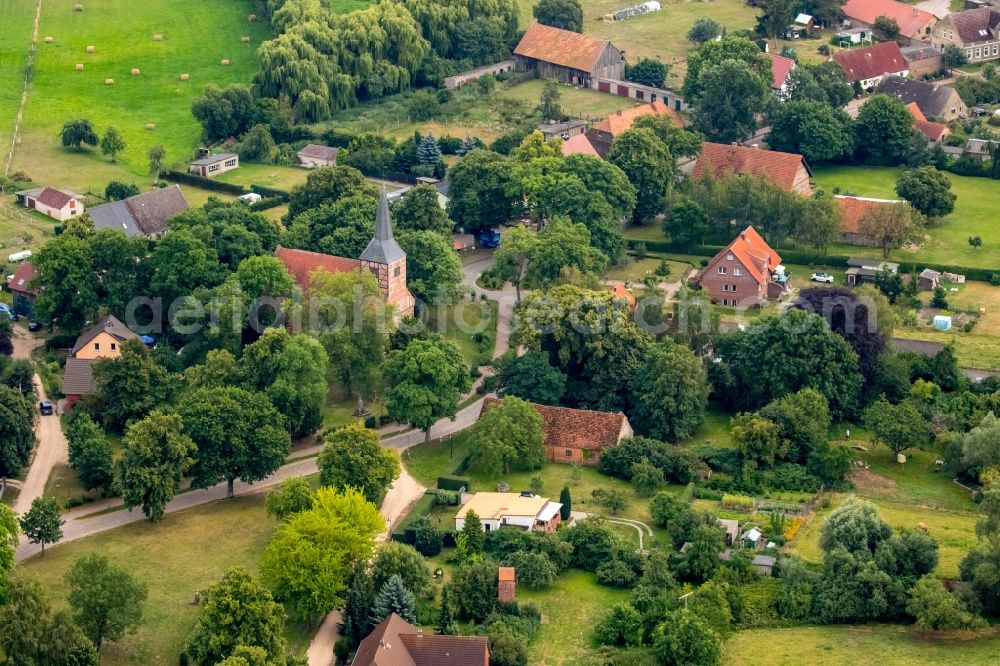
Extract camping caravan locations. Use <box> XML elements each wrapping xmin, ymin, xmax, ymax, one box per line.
<box><xmin>7</xmin><ymin>250</ymin><xmax>32</xmax><ymax>263</ymax></box>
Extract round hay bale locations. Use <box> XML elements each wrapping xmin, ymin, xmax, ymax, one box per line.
<box><xmin>179</xmin><ymin>73</ymin><xmax>189</xmax><ymax>81</ymax></box>
<box><xmin>44</xmin><ymin>36</ymin><xmax>53</xmax><ymax>43</ymax></box>
<box><xmin>75</xmin><ymin>63</ymin><xmax>84</xmax><ymax>71</ymax></box>
<box><xmin>220</xmin><ymin>59</ymin><xmax>231</xmax><ymax>66</ymax></box>
<box><xmin>74</xmin><ymin>3</ymin><xmax>83</xmax><ymax>10</ymax></box>
<box><xmin>86</xmin><ymin>45</ymin><xmax>95</xmax><ymax>53</ymax></box>
<box><xmin>145</xmin><ymin>123</ymin><xmax>156</xmax><ymax>130</ymax></box>
<box><xmin>248</xmin><ymin>13</ymin><xmax>256</xmax><ymax>21</ymax></box>
<box><xmin>241</xmin><ymin>36</ymin><xmax>250</xmax><ymax>43</ymax></box>
<box><xmin>153</xmin><ymin>34</ymin><xmax>163</xmax><ymax>41</ymax></box>
<box><xmin>131</xmin><ymin>68</ymin><xmax>140</xmax><ymax>76</ymax></box>
<box><xmin>105</xmin><ymin>78</ymin><xmax>114</xmax><ymax>85</ymax></box>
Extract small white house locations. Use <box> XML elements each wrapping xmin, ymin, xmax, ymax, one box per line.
<box><xmin>455</xmin><ymin>492</ymin><xmax>563</xmax><ymax>533</ymax></box>
<box><xmin>189</xmin><ymin>153</ymin><xmax>239</xmax><ymax>178</ymax></box>
<box><xmin>15</xmin><ymin>187</ymin><xmax>84</xmax><ymax>222</ymax></box>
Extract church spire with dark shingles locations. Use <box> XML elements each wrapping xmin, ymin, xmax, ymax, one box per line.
<box><xmin>359</xmin><ymin>186</ymin><xmax>405</xmax><ymax>264</ymax></box>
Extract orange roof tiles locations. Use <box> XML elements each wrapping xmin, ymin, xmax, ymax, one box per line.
<box><xmin>692</xmin><ymin>142</ymin><xmax>810</xmax><ymax>192</ymax></box>
<box><xmin>561</xmin><ymin>133</ymin><xmax>599</xmax><ymax>157</ymax></box>
<box><xmin>710</xmin><ymin>226</ymin><xmax>781</xmax><ymax>285</ymax></box>
<box><xmin>274</xmin><ymin>245</ymin><xmax>361</xmax><ymax>290</ymax></box>
<box><xmin>592</xmin><ymin>100</ymin><xmax>684</xmax><ymax>136</ymax></box>
<box><xmin>514</xmin><ymin>22</ymin><xmax>612</xmax><ymax>73</ymax></box>
<box><xmin>905</xmin><ymin>102</ymin><xmax>949</xmax><ymax>141</ymax></box>
<box><xmin>7</xmin><ymin>261</ymin><xmax>37</xmax><ymax>295</ymax></box>
<box><xmin>766</xmin><ymin>52</ymin><xmax>796</xmax><ymax>89</ymax></box>
<box><xmin>481</xmin><ymin>397</ymin><xmax>626</xmax><ymax>451</ymax></box>
<box><xmin>835</xmin><ymin>195</ymin><xmax>903</xmax><ymax>234</ymax></box>
<box><xmin>831</xmin><ymin>41</ymin><xmax>909</xmax><ymax>83</ymax></box>
<box><xmin>498</xmin><ymin>567</ymin><xmax>516</xmax><ymax>582</ymax></box>
<box><xmin>842</xmin><ymin>0</ymin><xmax>937</xmax><ymax>39</ymax></box>
<box><xmin>610</xmin><ymin>281</ymin><xmax>636</xmax><ymax>308</ymax></box>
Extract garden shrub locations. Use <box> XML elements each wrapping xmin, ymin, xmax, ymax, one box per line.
<box><xmin>438</xmin><ymin>475</ymin><xmax>471</xmax><ymax>491</ymax></box>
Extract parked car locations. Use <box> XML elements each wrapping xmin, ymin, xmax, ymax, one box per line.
<box><xmin>0</xmin><ymin>304</ymin><xmax>18</xmax><ymax>321</ymax></box>
<box><xmin>811</xmin><ymin>272</ymin><xmax>835</xmax><ymax>283</ymax></box>
<box><xmin>39</xmin><ymin>400</ymin><xmax>53</xmax><ymax>416</ymax></box>
<box><xmin>476</xmin><ymin>229</ymin><xmax>501</xmax><ymax>249</ymax></box>
<box><xmin>27</xmin><ymin>320</ymin><xmax>42</xmax><ymax>332</ymax></box>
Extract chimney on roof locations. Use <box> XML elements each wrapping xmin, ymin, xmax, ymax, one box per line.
<box><xmin>616</xmin><ymin>110</ymin><xmax>622</xmax><ymax>116</ymax></box>
<box><xmin>731</xmin><ymin>142</ymin><xmax>738</xmax><ymax>147</ymax></box>
<box><xmin>740</xmin><ymin>231</ymin><xmax>748</xmax><ymax>241</ymax></box>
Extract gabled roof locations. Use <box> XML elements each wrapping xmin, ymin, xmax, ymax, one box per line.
<box><xmin>89</xmin><ymin>185</ymin><xmax>188</xmax><ymax>237</ymax></box>
<box><xmin>62</xmin><ymin>358</ymin><xmax>97</xmax><ymax>396</ymax></box>
<box><xmin>876</xmin><ymin>75</ymin><xmax>959</xmax><ymax>118</ymax></box>
<box><xmin>708</xmin><ymin>226</ymin><xmax>781</xmax><ymax>285</ymax></box>
<box><xmin>71</xmin><ymin>315</ymin><xmax>139</xmax><ymax>356</ymax></box>
<box><xmin>905</xmin><ymin>102</ymin><xmax>949</xmax><ymax>141</ymax></box>
<box><xmin>297</xmin><ymin>143</ymin><xmax>339</xmax><ymax>161</ymax></box>
<box><xmin>842</xmin><ymin>0</ymin><xmax>937</xmax><ymax>38</ymax></box>
<box><xmin>766</xmin><ymin>52</ymin><xmax>796</xmax><ymax>90</ymax></box>
<box><xmin>514</xmin><ymin>22</ymin><xmax>614</xmax><ymax>73</ymax></box>
<box><xmin>8</xmin><ymin>261</ymin><xmax>38</xmax><ymax>295</ymax></box>
<box><xmin>274</xmin><ymin>245</ymin><xmax>361</xmax><ymax>290</ymax></box>
<box><xmin>36</xmin><ymin>187</ymin><xmax>75</xmax><ymax>209</ymax></box>
<box><xmin>831</xmin><ymin>41</ymin><xmax>908</xmax><ymax>83</ymax></box>
<box><xmin>398</xmin><ymin>634</ymin><xmax>490</xmax><ymax>666</ymax></box>
<box><xmin>499</xmin><ymin>567</ymin><xmax>516</xmax><ymax>582</ymax></box>
<box><xmin>900</xmin><ymin>45</ymin><xmax>940</xmax><ymax>62</ymax></box>
<box><xmin>189</xmin><ymin>152</ymin><xmax>238</xmax><ymax>166</ymax></box>
<box><xmin>947</xmin><ymin>8</ymin><xmax>1000</xmax><ymax>44</ymax></box>
<box><xmin>693</xmin><ymin>142</ymin><xmax>811</xmax><ymax>192</ymax></box>
<box><xmin>610</xmin><ymin>281</ymin><xmax>636</xmax><ymax>307</ymax></box>
<box><xmin>359</xmin><ymin>189</ymin><xmax>406</xmax><ymax>264</ymax></box>
<box><xmin>481</xmin><ymin>396</ymin><xmax>628</xmax><ymax>451</ymax></box>
<box><xmin>560</xmin><ymin>133</ymin><xmax>600</xmax><ymax>157</ymax></box>
<box><xmin>835</xmin><ymin>195</ymin><xmax>902</xmax><ymax>234</ymax></box>
<box><xmin>591</xmin><ymin>100</ymin><xmax>683</xmax><ymax>137</ymax></box>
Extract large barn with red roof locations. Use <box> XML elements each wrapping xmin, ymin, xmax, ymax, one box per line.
<box><xmin>842</xmin><ymin>0</ymin><xmax>938</xmax><ymax>44</ymax></box>
<box><xmin>513</xmin><ymin>22</ymin><xmax>625</xmax><ymax>86</ymax></box>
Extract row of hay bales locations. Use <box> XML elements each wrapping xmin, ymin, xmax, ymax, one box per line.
<box><xmin>47</xmin><ymin>37</ymin><xmax>251</xmax><ymax>46</ymax></box>
<box><xmin>72</xmin><ymin>66</ymin><xmax>196</xmax><ymax>81</ymax></box>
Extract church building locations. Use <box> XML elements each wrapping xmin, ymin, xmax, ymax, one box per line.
<box><xmin>275</xmin><ymin>189</ymin><xmax>415</xmax><ymax>316</ymax></box>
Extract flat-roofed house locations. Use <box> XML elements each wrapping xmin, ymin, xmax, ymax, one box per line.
<box><xmin>189</xmin><ymin>153</ymin><xmax>239</xmax><ymax>178</ymax></box>
<box><xmin>455</xmin><ymin>492</ymin><xmax>563</xmax><ymax>533</ymax></box>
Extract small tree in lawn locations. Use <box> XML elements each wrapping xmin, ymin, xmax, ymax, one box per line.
<box><xmin>65</xmin><ymin>553</ymin><xmax>147</xmax><ymax>650</ymax></box>
<box><xmin>60</xmin><ymin>119</ymin><xmax>98</xmax><ymax>149</ymax></box>
<box><xmin>370</xmin><ymin>575</ymin><xmax>416</xmax><ymax>625</ymax></box>
<box><xmin>631</xmin><ymin>458</ymin><xmax>664</xmax><ymax>497</ymax></box>
<box><xmin>460</xmin><ymin>510</ymin><xmax>486</xmax><ymax>556</ymax></box>
<box><xmin>969</xmin><ymin>235</ymin><xmax>983</xmax><ymax>249</ymax></box>
<box><xmin>538</xmin><ymin>79</ymin><xmax>563</xmax><ymax>121</ymax></box>
<box><xmin>942</xmin><ymin>44</ymin><xmax>969</xmax><ymax>70</ymax></box>
<box><xmin>148</xmin><ymin>144</ymin><xmax>166</xmax><ymax>184</ymax></box>
<box><xmin>318</xmin><ymin>421</ymin><xmax>400</xmax><ymax>504</ymax></box>
<box><xmin>931</xmin><ymin>285</ymin><xmax>949</xmax><ymax>309</ymax></box>
<box><xmin>438</xmin><ymin>584</ymin><xmax>457</xmax><ymax>635</ymax></box>
<box><xmin>652</xmin><ymin>609</ymin><xmax>722</xmax><ymax>666</ymax></box>
<box><xmin>687</xmin><ymin>16</ymin><xmax>722</xmax><ymax>44</ymax></box>
<box><xmin>559</xmin><ymin>485</ymin><xmax>572</xmax><ymax>520</ymax></box>
<box><xmin>19</xmin><ymin>496</ymin><xmax>63</xmax><ymax>555</ymax></box>
<box><xmin>100</xmin><ymin>126</ymin><xmax>126</xmax><ymax>162</ymax></box>
<box><xmin>863</xmin><ymin>397</ymin><xmax>926</xmax><ymax>459</ymax></box>
<box><xmin>599</xmin><ymin>488</ymin><xmax>627</xmax><ymax>515</ymax></box>
<box><xmin>114</xmin><ymin>412</ymin><xmax>196</xmax><ymax>521</ymax></box>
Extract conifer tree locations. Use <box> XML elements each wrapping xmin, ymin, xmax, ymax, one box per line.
<box><xmin>371</xmin><ymin>575</ymin><xmax>416</xmax><ymax>625</ymax></box>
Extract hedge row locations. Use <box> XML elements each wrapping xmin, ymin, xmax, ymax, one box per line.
<box><xmin>164</xmin><ymin>170</ymin><xmax>247</xmax><ymax>195</ymax></box>
<box><xmin>438</xmin><ymin>475</ymin><xmax>471</xmax><ymax>492</ymax></box>
<box><xmin>249</xmin><ymin>196</ymin><xmax>285</xmax><ymax>212</ymax></box>
<box><xmin>251</xmin><ymin>183</ymin><xmax>291</xmax><ymax>201</ymax></box>
<box><xmin>626</xmin><ymin>240</ymin><xmax>999</xmax><ymax>281</ymax></box>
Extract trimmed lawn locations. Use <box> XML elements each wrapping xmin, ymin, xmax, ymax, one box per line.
<box><xmin>723</xmin><ymin>625</ymin><xmax>1000</xmax><ymax>665</ymax></box>
<box><xmin>894</xmin><ymin>326</ymin><xmax>1000</xmax><ymax>371</ymax></box>
<box><xmin>0</xmin><ymin>0</ymin><xmax>36</xmax><ymax>155</ymax></box>
<box><xmin>811</xmin><ymin>165</ymin><xmax>1000</xmax><ymax>270</ymax></box>
<box><xmin>425</xmin><ymin>299</ymin><xmax>498</xmax><ymax>367</ymax></box>
<box><xmin>0</xmin><ymin>194</ymin><xmax>62</xmax><ymax>256</ymax></box>
<box><xmin>14</xmin><ymin>494</ymin><xmax>315</xmax><ymax>665</ymax></box>
<box><xmin>603</xmin><ymin>256</ymin><xmax>690</xmax><ymax>283</ymax></box>
<box><xmin>495</xmin><ymin>79</ymin><xmax>643</xmax><ymax>121</ymax></box>
<box><xmin>519</xmin><ymin>570</ymin><xmax>630</xmax><ymax>666</ymax></box>
<box><xmin>11</xmin><ymin>0</ymin><xmax>269</xmax><ymax>183</ymax></box>
<box><xmin>949</xmin><ymin>280</ymin><xmax>1000</xmax><ymax>337</ymax></box>
<box><xmin>213</xmin><ymin>163</ymin><xmax>311</xmax><ymax>192</ymax></box>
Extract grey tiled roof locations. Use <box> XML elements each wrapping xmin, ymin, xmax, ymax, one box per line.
<box><xmin>88</xmin><ymin>185</ymin><xmax>188</xmax><ymax>237</ymax></box>
<box><xmin>62</xmin><ymin>358</ymin><xmax>97</xmax><ymax>396</ymax></box>
<box><xmin>875</xmin><ymin>75</ymin><xmax>960</xmax><ymax>118</ymax></box>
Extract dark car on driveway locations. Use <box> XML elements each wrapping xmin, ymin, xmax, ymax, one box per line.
<box><xmin>28</xmin><ymin>320</ymin><xmax>42</xmax><ymax>332</ymax></box>
<box><xmin>39</xmin><ymin>400</ymin><xmax>53</xmax><ymax>415</ymax></box>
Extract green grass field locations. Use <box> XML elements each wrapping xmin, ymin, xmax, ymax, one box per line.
<box><xmin>0</xmin><ymin>0</ymin><xmax>37</xmax><ymax>157</ymax></box>
<box><xmin>213</xmin><ymin>163</ymin><xmax>310</xmax><ymax>191</ymax></box>
<box><xmin>13</xmin><ymin>494</ymin><xmax>315</xmax><ymax>666</ymax></box>
<box><xmin>723</xmin><ymin>625</ymin><xmax>1000</xmax><ymax>666</ymax></box>
<box><xmin>10</xmin><ymin>0</ymin><xmax>269</xmax><ymax>189</ymax></box>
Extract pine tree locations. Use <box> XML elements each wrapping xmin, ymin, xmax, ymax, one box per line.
<box><xmin>341</xmin><ymin>562</ymin><xmax>375</xmax><ymax>648</ymax></box>
<box><xmin>559</xmin><ymin>485</ymin><xmax>572</xmax><ymax>520</ymax></box>
<box><xmin>461</xmin><ymin>510</ymin><xmax>486</xmax><ymax>555</ymax></box>
<box><xmin>371</xmin><ymin>575</ymin><xmax>416</xmax><ymax>625</ymax></box>
<box><xmin>416</xmin><ymin>134</ymin><xmax>441</xmax><ymax>167</ymax></box>
<box><xmin>437</xmin><ymin>584</ymin><xmax>456</xmax><ymax>635</ymax></box>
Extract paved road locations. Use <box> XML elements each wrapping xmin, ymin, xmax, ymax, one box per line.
<box><xmin>10</xmin><ymin>327</ymin><xmax>67</xmax><ymax>517</ymax></box>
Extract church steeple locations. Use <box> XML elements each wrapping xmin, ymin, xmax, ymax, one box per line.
<box><xmin>359</xmin><ymin>187</ymin><xmax>405</xmax><ymax>264</ymax></box>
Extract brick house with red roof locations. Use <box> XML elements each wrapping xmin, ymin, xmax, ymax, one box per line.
<box><xmin>560</xmin><ymin>133</ymin><xmax>600</xmax><ymax>157</ymax></box>
<box><xmin>15</xmin><ymin>187</ymin><xmax>84</xmax><ymax>222</ymax></box>
<box><xmin>904</xmin><ymin>102</ymin><xmax>950</xmax><ymax>143</ymax></box>
<box><xmin>481</xmin><ymin>397</ymin><xmax>632</xmax><ymax>465</ymax></box>
<box><xmin>6</xmin><ymin>261</ymin><xmax>38</xmax><ymax>316</ymax></box>
<box><xmin>274</xmin><ymin>190</ymin><xmax>415</xmax><ymax>316</ymax></box>
<box><xmin>835</xmin><ymin>195</ymin><xmax>903</xmax><ymax>245</ymax></box>
<box><xmin>586</xmin><ymin>100</ymin><xmax>684</xmax><ymax>157</ymax></box>
<box><xmin>351</xmin><ymin>613</ymin><xmax>489</xmax><ymax>666</ymax></box>
<box><xmin>831</xmin><ymin>41</ymin><xmax>910</xmax><ymax>90</ymax></box>
<box><xmin>513</xmin><ymin>22</ymin><xmax>624</xmax><ymax>85</ymax></box>
<box><xmin>697</xmin><ymin>226</ymin><xmax>783</xmax><ymax>307</ymax></box>
<box><xmin>842</xmin><ymin>0</ymin><xmax>938</xmax><ymax>44</ymax></box>
<box><xmin>692</xmin><ymin>143</ymin><xmax>813</xmax><ymax>195</ymax></box>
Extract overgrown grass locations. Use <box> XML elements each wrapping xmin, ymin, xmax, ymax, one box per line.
<box><xmin>11</xmin><ymin>0</ymin><xmax>270</xmax><ymax>186</ymax></box>
<box><xmin>723</xmin><ymin>625</ymin><xmax>1000</xmax><ymax>665</ymax></box>
<box><xmin>14</xmin><ymin>494</ymin><xmax>316</xmax><ymax>665</ymax></box>
<box><xmin>425</xmin><ymin>298</ymin><xmax>498</xmax><ymax>367</ymax></box>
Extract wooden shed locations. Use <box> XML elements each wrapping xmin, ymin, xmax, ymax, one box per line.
<box><xmin>513</xmin><ymin>22</ymin><xmax>625</xmax><ymax>86</ymax></box>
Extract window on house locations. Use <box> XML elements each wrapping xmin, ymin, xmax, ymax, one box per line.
<box><xmin>587</xmin><ymin>451</ymin><xmax>596</xmax><ymax>460</ymax></box>
<box><xmin>976</xmin><ymin>48</ymin><xmax>982</xmax><ymax>58</ymax></box>
<box><xmin>731</xmin><ymin>284</ymin><xmax>737</xmax><ymax>292</ymax></box>
<box><xmin>723</xmin><ymin>284</ymin><xmax>730</xmax><ymax>292</ymax></box>
<box><xmin>734</xmin><ymin>268</ymin><xmax>742</xmax><ymax>277</ymax></box>
<box><xmin>718</xmin><ymin>266</ymin><xmax>727</xmax><ymax>275</ymax></box>
<box><xmin>111</xmin><ymin>343</ymin><xmax>117</xmax><ymax>351</ymax></box>
<box><xmin>394</xmin><ymin>266</ymin><xmax>401</xmax><ymax>277</ymax></box>
<box><xmin>726</xmin><ymin>253</ymin><xmax>734</xmax><ymax>260</ymax></box>
<box><xmin>564</xmin><ymin>449</ymin><xmax>573</xmax><ymax>458</ymax></box>
<box><xmin>94</xmin><ymin>343</ymin><xmax>100</xmax><ymax>351</ymax></box>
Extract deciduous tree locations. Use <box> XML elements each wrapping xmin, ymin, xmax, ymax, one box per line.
<box><xmin>863</xmin><ymin>397</ymin><xmax>926</xmax><ymax>457</ymax></box>
<box><xmin>687</xmin><ymin>16</ymin><xmax>722</xmax><ymax>43</ymax></box>
<box><xmin>65</xmin><ymin>554</ymin><xmax>147</xmax><ymax>650</ymax></box>
<box><xmin>855</xmin><ymin>94</ymin><xmax>921</xmax><ymax>165</ymax></box>
<box><xmin>533</xmin><ymin>0</ymin><xmax>583</xmax><ymax>31</ymax></box>
<box><xmin>0</xmin><ymin>385</ymin><xmax>34</xmax><ymax>480</ymax></box>
<box><xmin>19</xmin><ymin>496</ymin><xmax>63</xmax><ymax>555</ymax></box>
<box><xmin>447</xmin><ymin>150</ymin><xmax>515</xmax><ymax>235</ymax></box>
<box><xmin>609</xmin><ymin>127</ymin><xmax>673</xmax><ymax>222</ymax></box>
<box><xmin>114</xmin><ymin>411</ymin><xmax>195</xmax><ymax>521</ymax></box>
<box><xmin>99</xmin><ymin>126</ymin><xmax>126</xmax><ymax>162</ymax></box>
<box><xmin>318</xmin><ymin>421</ymin><xmax>400</xmax><ymax>504</ymax></box>
<box><xmin>60</xmin><ymin>119</ymin><xmax>98</xmax><ymax>149</ymax></box>
<box><xmin>474</xmin><ymin>396</ymin><xmax>545</xmax><ymax>474</ymax></box>
<box><xmin>625</xmin><ymin>58</ymin><xmax>669</xmax><ymax>87</ymax></box>
<box><xmin>93</xmin><ymin>339</ymin><xmax>174</xmax><ymax>432</ymax></box>
<box><xmin>493</xmin><ymin>350</ymin><xmax>566</xmax><ymax>405</ymax></box>
<box><xmin>895</xmin><ymin>166</ymin><xmax>956</xmax><ymax>219</ymax></box>
<box><xmin>652</xmin><ymin>609</ymin><xmax>722</xmax><ymax>666</ymax></box>
<box><xmin>768</xmin><ymin>100</ymin><xmax>855</xmax><ymax>163</ymax></box>
<box><xmin>629</xmin><ymin>339</ymin><xmax>708</xmax><ymax>441</ymax></box>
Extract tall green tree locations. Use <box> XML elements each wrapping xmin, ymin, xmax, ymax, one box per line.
<box><xmin>493</xmin><ymin>350</ymin><xmax>566</xmax><ymax>405</ymax></box>
<box><xmin>398</xmin><ymin>230</ymin><xmax>464</xmax><ymax>302</ymax></box>
<box><xmin>371</xmin><ymin>542</ymin><xmax>431</xmax><ymax>594</ymax></box>
<box><xmin>609</xmin><ymin>127</ymin><xmax>673</xmax><ymax>222</ymax></box>
<box><xmin>690</xmin><ymin>59</ymin><xmax>772</xmax><ymax>143</ymax></box>
<box><xmin>687</xmin><ymin>16</ymin><xmax>722</xmax><ymax>43</ymax></box>
<box><xmin>0</xmin><ymin>504</ymin><xmax>19</xmax><ymax>598</ymax></box>
<box><xmin>863</xmin><ymin>397</ymin><xmax>927</xmax><ymax>457</ymax></box>
<box><xmin>114</xmin><ymin>411</ymin><xmax>196</xmax><ymax>521</ymax></box>
<box><xmin>184</xmin><ymin>567</ymin><xmax>288</xmax><ymax>665</ymax></box>
<box><xmin>730</xmin><ymin>412</ymin><xmax>784</xmax><ymax>466</ymax></box>
<box><xmin>31</xmin><ymin>234</ymin><xmax>99</xmax><ymax>332</ymax></box>
<box><xmin>908</xmin><ymin>575</ymin><xmax>984</xmax><ymax>630</ymax></box>
<box><xmin>60</xmin><ymin>119</ymin><xmax>98</xmax><ymax>149</ymax></box>
<box><xmin>459</xmin><ymin>510</ymin><xmax>486</xmax><ymax>556</ymax></box>
<box><xmin>525</xmin><ymin>217</ymin><xmax>608</xmax><ymax>288</ymax></box>
<box><xmin>65</xmin><ymin>554</ymin><xmax>147</xmax><ymax>650</ymax></box>
<box><xmin>855</xmin><ymin>94</ymin><xmax>921</xmax><ymax>166</ymax></box>
<box><xmin>317</xmin><ymin>421</ymin><xmax>400</xmax><ymax>504</ymax></box>
<box><xmin>0</xmin><ymin>385</ymin><xmax>35</xmax><ymax>480</ymax></box>
<box><xmin>177</xmin><ymin>386</ymin><xmax>291</xmax><ymax>498</ymax></box>
<box><xmin>820</xmin><ymin>499</ymin><xmax>892</xmax><ymax>555</ymax></box>
<box><xmin>384</xmin><ymin>336</ymin><xmax>471</xmax><ymax>444</ymax></box>
<box><xmin>370</xmin><ymin>574</ymin><xmax>417</xmax><ymax>624</ymax></box>
<box><xmin>629</xmin><ymin>339</ymin><xmax>708</xmax><ymax>441</ymax></box>
<box><xmin>858</xmin><ymin>201</ymin><xmax>923</xmax><ymax>259</ymax></box>
<box><xmin>533</xmin><ymin>0</ymin><xmax>583</xmax><ymax>32</ymax></box>
<box><xmin>148</xmin><ymin>145</ymin><xmax>166</xmax><ymax>184</ymax></box>
<box><xmin>93</xmin><ymin>339</ymin><xmax>173</xmax><ymax>432</ymax></box>
<box><xmin>663</xmin><ymin>200</ymin><xmax>710</xmax><ymax>249</ymax></box>
<box><xmin>652</xmin><ymin>609</ymin><xmax>721</xmax><ymax>666</ymax></box>
<box><xmin>19</xmin><ymin>497</ymin><xmax>63</xmax><ymax>555</ymax></box>
<box><xmin>99</xmin><ymin>126</ymin><xmax>126</xmax><ymax>162</ymax></box>
<box><xmin>472</xmin><ymin>396</ymin><xmax>545</xmax><ymax>474</ymax></box>
<box><xmin>625</xmin><ymin>58</ymin><xmax>669</xmax><ymax>88</ymax></box>
<box><xmin>895</xmin><ymin>166</ymin><xmax>956</xmax><ymax>219</ymax></box>
<box><xmin>0</xmin><ymin>579</ymin><xmax>99</xmax><ymax>665</ymax></box>
<box><xmin>265</xmin><ymin>477</ymin><xmax>314</xmax><ymax>521</ymax></box>
<box><xmin>767</xmin><ymin>100</ymin><xmax>855</xmax><ymax>163</ymax></box>
<box><xmin>392</xmin><ymin>184</ymin><xmax>452</xmax><ymax>237</ymax></box>
<box><xmin>447</xmin><ymin>150</ymin><xmax>515</xmax><ymax>235</ymax></box>
<box><xmin>66</xmin><ymin>412</ymin><xmax>114</xmax><ymax>493</ymax></box>
<box><xmin>537</xmin><ymin>79</ymin><xmax>563</xmax><ymax>120</ymax></box>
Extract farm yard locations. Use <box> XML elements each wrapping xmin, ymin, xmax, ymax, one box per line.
<box><xmin>6</xmin><ymin>0</ymin><xmax>269</xmax><ymax>187</ymax></box>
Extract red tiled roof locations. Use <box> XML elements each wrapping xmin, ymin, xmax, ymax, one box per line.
<box><xmin>35</xmin><ymin>187</ymin><xmax>74</xmax><ymax>209</ymax></box>
<box><xmin>514</xmin><ymin>22</ymin><xmax>613</xmax><ymax>73</ymax></box>
<box><xmin>591</xmin><ymin>100</ymin><xmax>684</xmax><ymax>137</ymax></box>
<box><xmin>610</xmin><ymin>281</ymin><xmax>636</xmax><ymax>307</ymax></box>
<box><xmin>835</xmin><ymin>195</ymin><xmax>902</xmax><ymax>234</ymax></box>
<box><xmin>766</xmin><ymin>53</ymin><xmax>796</xmax><ymax>89</ymax></box>
<box><xmin>499</xmin><ymin>566</ymin><xmax>516</xmax><ymax>582</ymax></box>
<box><xmin>352</xmin><ymin>614</ymin><xmax>488</xmax><ymax>666</ymax></box>
<box><xmin>561</xmin><ymin>133</ymin><xmax>599</xmax><ymax>157</ymax></box>
<box><xmin>832</xmin><ymin>41</ymin><xmax>909</xmax><ymax>83</ymax></box>
<box><xmin>8</xmin><ymin>261</ymin><xmax>37</xmax><ymax>295</ymax></box>
<box><xmin>481</xmin><ymin>397</ymin><xmax>627</xmax><ymax>451</ymax></box>
<box><xmin>708</xmin><ymin>226</ymin><xmax>781</xmax><ymax>285</ymax></box>
<box><xmin>275</xmin><ymin>245</ymin><xmax>361</xmax><ymax>290</ymax></box>
<box><xmin>906</xmin><ymin>102</ymin><xmax>949</xmax><ymax>141</ymax></box>
<box><xmin>692</xmin><ymin>142</ymin><xmax>810</xmax><ymax>192</ymax></box>
<box><xmin>842</xmin><ymin>0</ymin><xmax>937</xmax><ymax>39</ymax></box>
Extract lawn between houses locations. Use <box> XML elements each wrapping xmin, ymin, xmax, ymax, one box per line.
<box><xmin>10</xmin><ymin>0</ymin><xmax>269</xmax><ymax>187</ymax></box>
